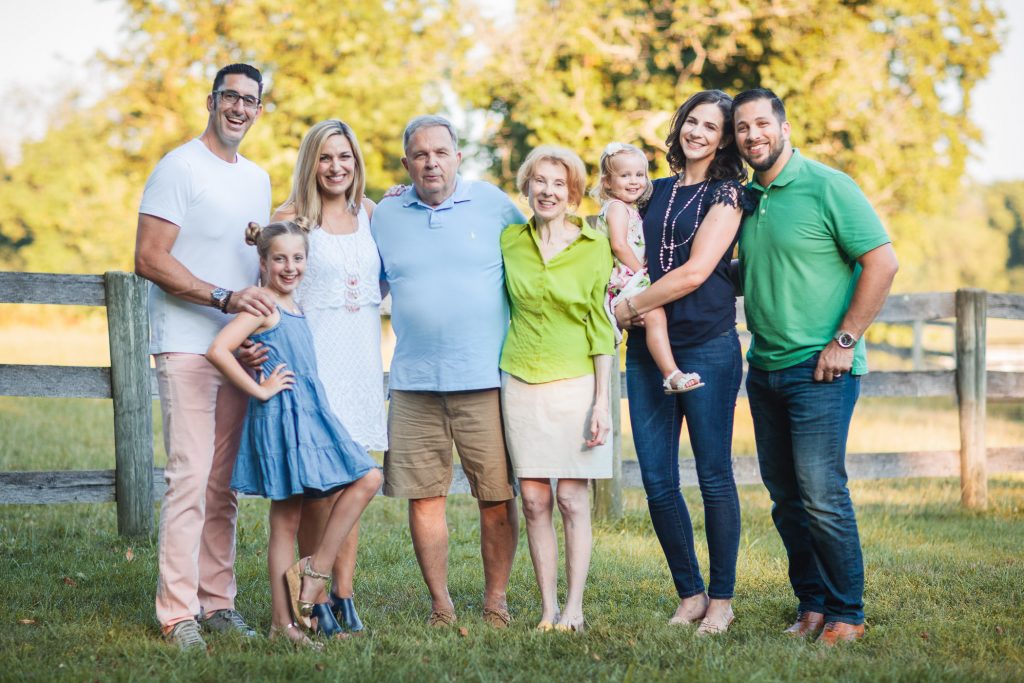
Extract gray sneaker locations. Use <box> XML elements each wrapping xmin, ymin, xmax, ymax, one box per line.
<box><xmin>165</xmin><ymin>619</ymin><xmax>207</xmax><ymax>652</ymax></box>
<box><xmin>202</xmin><ymin>609</ymin><xmax>257</xmax><ymax>637</ymax></box>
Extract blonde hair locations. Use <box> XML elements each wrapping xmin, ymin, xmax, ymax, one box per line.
<box><xmin>245</xmin><ymin>217</ymin><xmax>312</xmax><ymax>261</ymax></box>
<box><xmin>277</xmin><ymin>120</ymin><xmax>366</xmax><ymax>223</ymax></box>
<box><xmin>589</xmin><ymin>142</ymin><xmax>653</xmax><ymax>204</ymax></box>
<box><xmin>516</xmin><ymin>145</ymin><xmax>588</xmax><ymax>207</ymax></box>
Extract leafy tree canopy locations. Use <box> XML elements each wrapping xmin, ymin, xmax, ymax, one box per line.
<box><xmin>0</xmin><ymin>0</ymin><xmax>1012</xmax><ymax>293</ymax></box>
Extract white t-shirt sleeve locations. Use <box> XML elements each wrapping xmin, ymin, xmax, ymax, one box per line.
<box><xmin>139</xmin><ymin>152</ymin><xmax>193</xmax><ymax>227</ymax></box>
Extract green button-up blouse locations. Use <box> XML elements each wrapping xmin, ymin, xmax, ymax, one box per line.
<box><xmin>499</xmin><ymin>215</ymin><xmax>616</xmax><ymax>384</ymax></box>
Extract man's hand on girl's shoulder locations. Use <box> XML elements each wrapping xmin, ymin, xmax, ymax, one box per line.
<box><xmin>229</xmin><ymin>286</ymin><xmax>276</xmax><ymax>316</ymax></box>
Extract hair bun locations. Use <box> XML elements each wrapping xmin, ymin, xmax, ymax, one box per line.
<box><xmin>293</xmin><ymin>216</ymin><xmax>313</xmax><ymax>233</ymax></box>
<box><xmin>244</xmin><ymin>221</ymin><xmax>262</xmax><ymax>246</ymax></box>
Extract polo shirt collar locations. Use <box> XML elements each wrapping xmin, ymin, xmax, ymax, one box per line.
<box><xmin>402</xmin><ymin>175</ymin><xmax>471</xmax><ymax>209</ymax></box>
<box><xmin>750</xmin><ymin>148</ymin><xmax>804</xmax><ymax>192</ymax></box>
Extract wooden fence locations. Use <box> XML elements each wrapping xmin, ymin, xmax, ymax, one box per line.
<box><xmin>0</xmin><ymin>272</ymin><xmax>152</xmax><ymax>536</ymax></box>
<box><xmin>1</xmin><ymin>272</ymin><xmax>1023</xmax><ymax>536</ymax></box>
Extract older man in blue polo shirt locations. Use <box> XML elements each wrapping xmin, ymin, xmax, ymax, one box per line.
<box><xmin>371</xmin><ymin>115</ymin><xmax>525</xmax><ymax>628</ymax></box>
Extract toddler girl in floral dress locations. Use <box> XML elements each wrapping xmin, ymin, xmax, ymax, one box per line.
<box><xmin>594</xmin><ymin>142</ymin><xmax>702</xmax><ymax>393</ymax></box>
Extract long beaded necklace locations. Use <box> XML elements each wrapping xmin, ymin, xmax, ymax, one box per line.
<box><xmin>658</xmin><ymin>176</ymin><xmax>710</xmax><ymax>272</ymax></box>
<box><xmin>320</xmin><ymin>211</ymin><xmax>363</xmax><ymax>313</ymax></box>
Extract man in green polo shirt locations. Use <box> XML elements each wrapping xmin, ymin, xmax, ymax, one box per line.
<box><xmin>734</xmin><ymin>88</ymin><xmax>898</xmax><ymax>645</ymax></box>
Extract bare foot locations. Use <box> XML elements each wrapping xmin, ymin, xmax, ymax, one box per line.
<box><xmin>269</xmin><ymin>622</ymin><xmax>323</xmax><ymax>651</ymax></box>
<box><xmin>669</xmin><ymin>592</ymin><xmax>709</xmax><ymax>625</ymax></box>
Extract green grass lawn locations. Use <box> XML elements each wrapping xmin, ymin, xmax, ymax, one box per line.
<box><xmin>2</xmin><ymin>398</ymin><xmax>1024</xmax><ymax>681</ymax></box>
<box><xmin>1</xmin><ymin>480</ymin><xmax>1023</xmax><ymax>682</ymax></box>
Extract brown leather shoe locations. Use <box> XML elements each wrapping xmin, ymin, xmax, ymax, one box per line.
<box><xmin>482</xmin><ymin>606</ymin><xmax>512</xmax><ymax>629</ymax></box>
<box><xmin>426</xmin><ymin>610</ymin><xmax>458</xmax><ymax>628</ymax></box>
<box><xmin>783</xmin><ymin>610</ymin><xmax>825</xmax><ymax>637</ymax></box>
<box><xmin>817</xmin><ymin>621</ymin><xmax>865</xmax><ymax>645</ymax></box>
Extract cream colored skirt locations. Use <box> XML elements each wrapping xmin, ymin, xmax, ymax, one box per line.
<box><xmin>501</xmin><ymin>372</ymin><xmax>613</xmax><ymax>480</ymax></box>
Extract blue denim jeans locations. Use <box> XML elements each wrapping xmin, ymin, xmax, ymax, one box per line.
<box><xmin>746</xmin><ymin>356</ymin><xmax>865</xmax><ymax>625</ymax></box>
<box><xmin>626</xmin><ymin>330</ymin><xmax>742</xmax><ymax>599</ymax></box>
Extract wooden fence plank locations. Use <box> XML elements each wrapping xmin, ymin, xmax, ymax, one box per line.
<box><xmin>5</xmin><ymin>367</ymin><xmax>1018</xmax><ymax>406</ymax></box>
<box><xmin>0</xmin><ymin>365</ymin><xmax>111</xmax><ymax>398</ymax></box>
<box><xmin>0</xmin><ymin>272</ymin><xmax>106</xmax><ymax>306</ymax></box>
<box><xmin>989</xmin><ymin>371</ymin><xmax>1024</xmax><ymax>400</ymax></box>
<box><xmin>105</xmin><ymin>272</ymin><xmax>154</xmax><ymax>537</ymax></box>
<box><xmin>875</xmin><ymin>292</ymin><xmax>957</xmax><ymax>322</ymax></box>
<box><xmin>737</xmin><ymin>293</ymin><xmax>958</xmax><ymax>325</ymax></box>
<box><xmin>986</xmin><ymin>292</ymin><xmax>1024</xmax><ymax>320</ymax></box>
<box><xmin>7</xmin><ymin>447</ymin><xmax>1023</xmax><ymax>505</ymax></box>
<box><xmin>144</xmin><ymin>367</ymin><xmax>1018</xmax><ymax>404</ymax></box>
<box><xmin>0</xmin><ymin>470</ymin><xmax>118</xmax><ymax>504</ymax></box>
<box><xmin>858</xmin><ymin>370</ymin><xmax>956</xmax><ymax>398</ymax></box>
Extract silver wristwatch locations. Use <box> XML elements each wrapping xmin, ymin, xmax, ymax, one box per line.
<box><xmin>211</xmin><ymin>287</ymin><xmax>231</xmax><ymax>312</ymax></box>
<box><xmin>833</xmin><ymin>330</ymin><xmax>857</xmax><ymax>349</ymax></box>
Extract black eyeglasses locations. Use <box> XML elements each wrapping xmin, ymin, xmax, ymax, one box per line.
<box><xmin>213</xmin><ymin>89</ymin><xmax>261</xmax><ymax>110</ymax></box>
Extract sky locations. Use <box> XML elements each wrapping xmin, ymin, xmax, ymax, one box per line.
<box><xmin>0</xmin><ymin>0</ymin><xmax>1021</xmax><ymax>183</ymax></box>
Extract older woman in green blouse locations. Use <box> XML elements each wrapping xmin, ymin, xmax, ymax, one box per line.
<box><xmin>500</xmin><ymin>145</ymin><xmax>615</xmax><ymax>632</ymax></box>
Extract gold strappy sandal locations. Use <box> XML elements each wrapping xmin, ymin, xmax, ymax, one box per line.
<box><xmin>285</xmin><ymin>556</ymin><xmax>331</xmax><ymax>630</ymax></box>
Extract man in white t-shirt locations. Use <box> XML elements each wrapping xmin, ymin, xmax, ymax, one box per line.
<box><xmin>134</xmin><ymin>63</ymin><xmax>273</xmax><ymax>651</ymax></box>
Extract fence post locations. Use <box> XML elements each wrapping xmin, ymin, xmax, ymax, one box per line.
<box><xmin>911</xmin><ymin>320</ymin><xmax>924</xmax><ymax>370</ymax></box>
<box><xmin>593</xmin><ymin>367</ymin><xmax>623</xmax><ymax>521</ymax></box>
<box><xmin>955</xmin><ymin>288</ymin><xmax>987</xmax><ymax>510</ymax></box>
<box><xmin>105</xmin><ymin>271</ymin><xmax>154</xmax><ymax>536</ymax></box>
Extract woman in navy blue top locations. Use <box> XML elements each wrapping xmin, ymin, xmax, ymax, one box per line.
<box><xmin>613</xmin><ymin>90</ymin><xmax>749</xmax><ymax>635</ymax></box>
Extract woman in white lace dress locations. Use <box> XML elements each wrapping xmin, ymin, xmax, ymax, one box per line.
<box><xmin>271</xmin><ymin>119</ymin><xmax>387</xmax><ymax>635</ymax></box>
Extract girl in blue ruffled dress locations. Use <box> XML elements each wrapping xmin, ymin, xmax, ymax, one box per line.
<box><xmin>206</xmin><ymin>218</ymin><xmax>382</xmax><ymax>648</ymax></box>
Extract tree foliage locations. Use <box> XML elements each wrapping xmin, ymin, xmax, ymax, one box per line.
<box><xmin>0</xmin><ymin>0</ymin><xmax>474</xmax><ymax>272</ymax></box>
<box><xmin>462</xmin><ymin>0</ymin><xmax>1002</xmax><ymax>219</ymax></box>
<box><xmin>0</xmin><ymin>0</ymin><xmax>1016</xmax><ymax>294</ymax></box>
<box><xmin>984</xmin><ymin>181</ymin><xmax>1024</xmax><ymax>289</ymax></box>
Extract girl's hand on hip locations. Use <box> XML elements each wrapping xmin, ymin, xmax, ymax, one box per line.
<box><xmin>257</xmin><ymin>363</ymin><xmax>295</xmax><ymax>401</ymax></box>
<box><xmin>586</xmin><ymin>404</ymin><xmax>611</xmax><ymax>448</ymax></box>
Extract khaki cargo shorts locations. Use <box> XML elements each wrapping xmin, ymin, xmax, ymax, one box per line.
<box><xmin>383</xmin><ymin>389</ymin><xmax>516</xmax><ymax>501</ymax></box>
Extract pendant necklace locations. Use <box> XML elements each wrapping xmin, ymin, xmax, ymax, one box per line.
<box><xmin>322</xmin><ymin>213</ymin><xmax>363</xmax><ymax>313</ymax></box>
<box><xmin>658</xmin><ymin>176</ymin><xmax>710</xmax><ymax>272</ymax></box>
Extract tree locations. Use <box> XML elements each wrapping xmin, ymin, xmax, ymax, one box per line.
<box><xmin>0</xmin><ymin>0</ymin><xmax>475</xmax><ymax>273</ymax></box>
<box><xmin>0</xmin><ymin>106</ymin><xmax>139</xmax><ymax>273</ymax></box>
<box><xmin>983</xmin><ymin>180</ymin><xmax>1024</xmax><ymax>289</ymax></box>
<box><xmin>460</xmin><ymin>0</ymin><xmax>1003</xmax><ymax>223</ymax></box>
<box><xmin>0</xmin><ymin>0</ymin><xmax>1013</xmax><ymax>293</ymax></box>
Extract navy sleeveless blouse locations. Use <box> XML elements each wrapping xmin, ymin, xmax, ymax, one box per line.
<box><xmin>630</xmin><ymin>177</ymin><xmax>745</xmax><ymax>351</ymax></box>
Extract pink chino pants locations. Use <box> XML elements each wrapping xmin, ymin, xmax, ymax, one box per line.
<box><xmin>154</xmin><ymin>353</ymin><xmax>249</xmax><ymax>629</ymax></box>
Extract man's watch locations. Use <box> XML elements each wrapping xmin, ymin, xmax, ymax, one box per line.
<box><xmin>833</xmin><ymin>330</ymin><xmax>858</xmax><ymax>349</ymax></box>
<box><xmin>211</xmin><ymin>287</ymin><xmax>231</xmax><ymax>313</ymax></box>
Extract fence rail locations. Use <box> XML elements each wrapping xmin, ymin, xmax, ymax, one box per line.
<box><xmin>1</xmin><ymin>273</ymin><xmax>1023</xmax><ymax>534</ymax></box>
